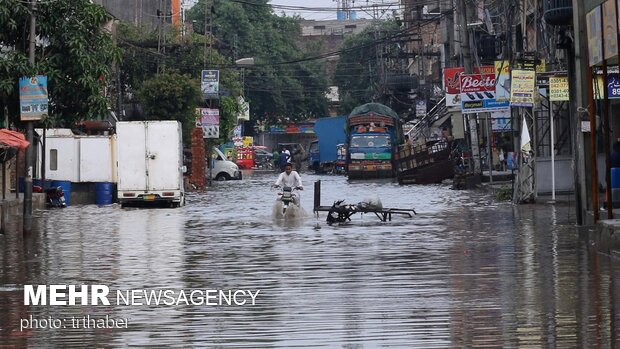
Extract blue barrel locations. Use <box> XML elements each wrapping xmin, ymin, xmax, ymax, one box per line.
<box><xmin>50</xmin><ymin>180</ymin><xmax>71</xmax><ymax>206</ymax></box>
<box><xmin>18</xmin><ymin>176</ymin><xmax>24</xmax><ymax>193</ymax></box>
<box><xmin>33</xmin><ymin>179</ymin><xmax>51</xmax><ymax>189</ymax></box>
<box><xmin>95</xmin><ymin>182</ymin><xmax>114</xmax><ymax>205</ymax></box>
<box><xmin>612</xmin><ymin>168</ymin><xmax>620</xmax><ymax>189</ymax></box>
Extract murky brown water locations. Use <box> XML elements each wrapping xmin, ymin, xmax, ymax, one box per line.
<box><xmin>1</xmin><ymin>172</ymin><xmax>618</xmax><ymax>348</ymax></box>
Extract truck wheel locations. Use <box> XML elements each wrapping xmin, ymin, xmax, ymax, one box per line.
<box><xmin>215</xmin><ymin>173</ymin><xmax>230</xmax><ymax>181</ymax></box>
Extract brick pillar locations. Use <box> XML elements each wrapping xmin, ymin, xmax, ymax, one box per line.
<box><xmin>190</xmin><ymin>128</ymin><xmax>205</xmax><ymax>191</ymax></box>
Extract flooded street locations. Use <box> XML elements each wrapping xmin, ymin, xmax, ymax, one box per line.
<box><xmin>1</xmin><ymin>172</ymin><xmax>619</xmax><ymax>348</ymax></box>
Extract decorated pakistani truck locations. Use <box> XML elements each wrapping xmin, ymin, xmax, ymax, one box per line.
<box><xmin>345</xmin><ymin>103</ymin><xmax>404</xmax><ymax>179</ymax></box>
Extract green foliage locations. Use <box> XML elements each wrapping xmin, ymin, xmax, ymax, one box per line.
<box><xmin>219</xmin><ymin>96</ymin><xmax>239</xmax><ymax>144</ymax></box>
<box><xmin>495</xmin><ymin>188</ymin><xmax>512</xmax><ymax>201</ymax></box>
<box><xmin>334</xmin><ymin>20</ymin><xmax>400</xmax><ymax>115</ymax></box>
<box><xmin>137</xmin><ymin>71</ymin><xmax>202</xmax><ymax>145</ymax></box>
<box><xmin>0</xmin><ymin>0</ymin><xmax>120</xmax><ymax>127</ymax></box>
<box><xmin>188</xmin><ymin>0</ymin><xmax>329</xmax><ymax>122</ymax></box>
<box><xmin>117</xmin><ymin>23</ymin><xmax>242</xmax><ymax>104</ymax></box>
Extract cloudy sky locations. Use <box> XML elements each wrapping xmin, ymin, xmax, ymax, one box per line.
<box><xmin>269</xmin><ymin>0</ymin><xmax>371</xmax><ymax>20</ymax></box>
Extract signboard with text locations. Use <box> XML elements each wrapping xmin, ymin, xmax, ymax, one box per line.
<box><xmin>19</xmin><ymin>76</ymin><xmax>49</xmax><ymax>121</ymax></box>
<box><xmin>549</xmin><ymin>76</ymin><xmax>570</xmax><ymax>101</ymax></box>
<box><xmin>444</xmin><ymin>67</ymin><xmax>465</xmax><ymax>107</ymax></box>
<box><xmin>510</xmin><ymin>69</ymin><xmax>536</xmax><ymax>107</ymax></box>
<box><xmin>201</xmin><ymin>70</ymin><xmax>219</xmax><ymax>99</ymax></box>
<box><xmin>196</xmin><ymin>108</ymin><xmax>220</xmax><ymax>139</ymax></box>
<box><xmin>459</xmin><ymin>71</ymin><xmax>510</xmax><ymax>114</ymax></box>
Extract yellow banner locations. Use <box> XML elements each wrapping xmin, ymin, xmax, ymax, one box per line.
<box><xmin>549</xmin><ymin>76</ymin><xmax>570</xmax><ymax>101</ymax></box>
<box><xmin>510</xmin><ymin>70</ymin><xmax>536</xmax><ymax>107</ymax></box>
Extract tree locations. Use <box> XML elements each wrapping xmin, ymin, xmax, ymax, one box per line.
<box><xmin>334</xmin><ymin>20</ymin><xmax>400</xmax><ymax>114</ymax></box>
<box><xmin>188</xmin><ymin>0</ymin><xmax>329</xmax><ymax>122</ymax></box>
<box><xmin>137</xmin><ymin>71</ymin><xmax>202</xmax><ymax>144</ymax></box>
<box><xmin>0</xmin><ymin>0</ymin><xmax>120</xmax><ymax>127</ymax></box>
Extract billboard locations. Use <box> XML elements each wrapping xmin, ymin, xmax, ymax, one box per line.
<box><xmin>201</xmin><ymin>70</ymin><xmax>219</xmax><ymax>98</ymax></box>
<box><xmin>510</xmin><ymin>69</ymin><xmax>536</xmax><ymax>107</ymax></box>
<box><xmin>196</xmin><ymin>108</ymin><xmax>220</xmax><ymax>139</ymax></box>
<box><xmin>459</xmin><ymin>71</ymin><xmax>510</xmax><ymax>114</ymax></box>
<box><xmin>444</xmin><ymin>67</ymin><xmax>464</xmax><ymax>107</ymax></box>
<box><xmin>19</xmin><ymin>75</ymin><xmax>49</xmax><ymax>121</ymax></box>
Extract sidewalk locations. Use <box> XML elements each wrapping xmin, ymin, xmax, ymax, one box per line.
<box><xmin>0</xmin><ymin>193</ymin><xmax>46</xmax><ymax>232</ymax></box>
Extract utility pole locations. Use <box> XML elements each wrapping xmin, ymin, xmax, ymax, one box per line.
<box><xmin>23</xmin><ymin>0</ymin><xmax>37</xmax><ymax>233</ymax></box>
<box><xmin>204</xmin><ymin>0</ymin><xmax>213</xmax><ymax>186</ymax></box>
<box><xmin>457</xmin><ymin>0</ymin><xmax>481</xmax><ymax>175</ymax></box>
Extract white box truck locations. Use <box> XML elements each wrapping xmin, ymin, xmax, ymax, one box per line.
<box><xmin>116</xmin><ymin>121</ymin><xmax>185</xmax><ymax>207</ymax></box>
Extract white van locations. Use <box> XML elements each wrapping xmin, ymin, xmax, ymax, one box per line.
<box><xmin>210</xmin><ymin>147</ymin><xmax>242</xmax><ymax>181</ymax></box>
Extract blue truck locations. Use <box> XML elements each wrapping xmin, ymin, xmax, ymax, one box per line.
<box><xmin>345</xmin><ymin>103</ymin><xmax>403</xmax><ymax>179</ymax></box>
<box><xmin>308</xmin><ymin>116</ymin><xmax>347</xmax><ymax>174</ymax></box>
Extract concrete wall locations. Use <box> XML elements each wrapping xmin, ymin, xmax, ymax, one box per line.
<box><xmin>535</xmin><ymin>156</ymin><xmax>574</xmax><ymax>194</ymax></box>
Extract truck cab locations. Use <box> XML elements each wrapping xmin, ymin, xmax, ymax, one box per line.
<box><xmin>307</xmin><ymin>140</ymin><xmax>320</xmax><ymax>172</ymax></box>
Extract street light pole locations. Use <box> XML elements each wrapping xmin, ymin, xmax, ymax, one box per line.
<box><xmin>23</xmin><ymin>0</ymin><xmax>37</xmax><ymax>233</ymax></box>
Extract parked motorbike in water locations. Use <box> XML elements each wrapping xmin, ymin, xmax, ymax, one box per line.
<box><xmin>45</xmin><ymin>186</ymin><xmax>67</xmax><ymax>208</ymax></box>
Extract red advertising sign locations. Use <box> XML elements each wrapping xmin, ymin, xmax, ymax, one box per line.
<box><xmin>459</xmin><ymin>74</ymin><xmax>496</xmax><ymax>93</ymax></box>
<box><xmin>444</xmin><ymin>67</ymin><xmax>464</xmax><ymax>95</ymax></box>
<box><xmin>444</xmin><ymin>66</ymin><xmax>495</xmax><ymax>107</ymax></box>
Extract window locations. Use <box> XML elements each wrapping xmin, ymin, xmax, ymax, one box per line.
<box><xmin>50</xmin><ymin>149</ymin><xmax>58</xmax><ymax>171</ymax></box>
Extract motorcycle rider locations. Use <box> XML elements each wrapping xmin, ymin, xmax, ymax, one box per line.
<box><xmin>273</xmin><ymin>162</ymin><xmax>303</xmax><ymax>206</ymax></box>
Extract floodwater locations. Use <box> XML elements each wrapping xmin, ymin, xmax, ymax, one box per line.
<box><xmin>0</xmin><ymin>172</ymin><xmax>618</xmax><ymax>348</ymax></box>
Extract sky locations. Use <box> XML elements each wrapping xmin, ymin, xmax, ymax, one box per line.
<box><xmin>269</xmin><ymin>0</ymin><xmax>372</xmax><ymax>21</ymax></box>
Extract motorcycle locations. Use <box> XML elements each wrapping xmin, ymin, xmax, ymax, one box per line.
<box><xmin>32</xmin><ymin>184</ymin><xmax>66</xmax><ymax>208</ymax></box>
<box><xmin>273</xmin><ymin>185</ymin><xmax>302</xmax><ymax>216</ymax></box>
<box><xmin>45</xmin><ymin>186</ymin><xmax>67</xmax><ymax>208</ymax></box>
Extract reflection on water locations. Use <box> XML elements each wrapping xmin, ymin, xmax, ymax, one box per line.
<box><xmin>0</xmin><ymin>172</ymin><xmax>618</xmax><ymax>347</ymax></box>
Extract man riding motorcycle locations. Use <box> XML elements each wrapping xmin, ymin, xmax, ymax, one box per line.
<box><xmin>273</xmin><ymin>162</ymin><xmax>303</xmax><ymax>206</ymax></box>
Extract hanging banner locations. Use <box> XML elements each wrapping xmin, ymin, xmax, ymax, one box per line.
<box><xmin>586</xmin><ymin>6</ymin><xmax>603</xmax><ymax>66</ymax></box>
<box><xmin>237</xmin><ymin>96</ymin><xmax>250</xmax><ymax>121</ymax></box>
<box><xmin>549</xmin><ymin>76</ymin><xmax>570</xmax><ymax>101</ymax></box>
<box><xmin>201</xmin><ymin>70</ymin><xmax>219</xmax><ymax>99</ymax></box>
<box><xmin>521</xmin><ymin>116</ymin><xmax>531</xmax><ymax>153</ymax></box>
<box><xmin>19</xmin><ymin>76</ymin><xmax>49</xmax><ymax>121</ymax></box>
<box><xmin>494</xmin><ymin>61</ymin><xmax>511</xmax><ymax>102</ymax></box>
<box><xmin>603</xmin><ymin>0</ymin><xmax>618</xmax><ymax>59</ymax></box>
<box><xmin>444</xmin><ymin>67</ymin><xmax>464</xmax><ymax>107</ymax></box>
<box><xmin>196</xmin><ymin>108</ymin><xmax>220</xmax><ymax>139</ymax></box>
<box><xmin>510</xmin><ymin>70</ymin><xmax>536</xmax><ymax>107</ymax></box>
